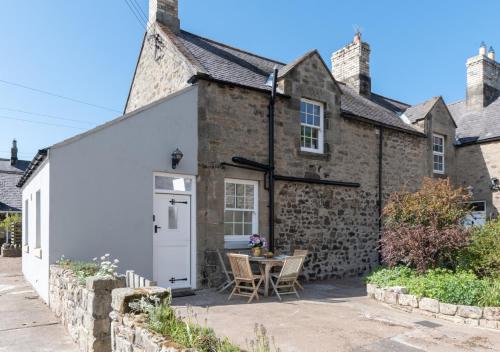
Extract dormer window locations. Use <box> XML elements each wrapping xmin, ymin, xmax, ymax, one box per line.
<box><xmin>300</xmin><ymin>99</ymin><xmax>324</xmax><ymax>153</ymax></box>
<box><xmin>433</xmin><ymin>134</ymin><xmax>445</xmax><ymax>174</ymax></box>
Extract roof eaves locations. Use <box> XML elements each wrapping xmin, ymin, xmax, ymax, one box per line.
<box><xmin>17</xmin><ymin>149</ymin><xmax>49</xmax><ymax>188</ymax></box>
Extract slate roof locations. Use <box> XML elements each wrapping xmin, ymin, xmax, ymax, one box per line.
<box><xmin>402</xmin><ymin>97</ymin><xmax>440</xmax><ymax>123</ymax></box>
<box><xmin>169</xmin><ymin>28</ymin><xmax>420</xmax><ymax>134</ymax></box>
<box><xmin>448</xmin><ymin>98</ymin><xmax>500</xmax><ymax>144</ymax></box>
<box><xmin>0</xmin><ymin>158</ymin><xmax>30</xmax><ymax>212</ymax></box>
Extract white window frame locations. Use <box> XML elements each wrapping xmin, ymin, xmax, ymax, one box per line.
<box><xmin>432</xmin><ymin>133</ymin><xmax>445</xmax><ymax>174</ymax></box>
<box><xmin>35</xmin><ymin>190</ymin><xmax>41</xmax><ymax>249</ymax></box>
<box><xmin>224</xmin><ymin>178</ymin><xmax>259</xmax><ymax>242</ymax></box>
<box><xmin>300</xmin><ymin>98</ymin><xmax>324</xmax><ymax>154</ymax></box>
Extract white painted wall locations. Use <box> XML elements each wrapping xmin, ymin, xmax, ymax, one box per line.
<box><xmin>48</xmin><ymin>86</ymin><xmax>198</xmax><ymax>282</ymax></box>
<box><xmin>21</xmin><ymin>159</ymin><xmax>50</xmax><ymax>302</ymax></box>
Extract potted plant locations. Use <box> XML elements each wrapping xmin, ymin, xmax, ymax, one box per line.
<box><xmin>248</xmin><ymin>234</ymin><xmax>267</xmax><ymax>257</ymax></box>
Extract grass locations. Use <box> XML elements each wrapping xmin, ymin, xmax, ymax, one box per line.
<box><xmin>366</xmin><ymin>266</ymin><xmax>500</xmax><ymax>307</ymax></box>
<box><xmin>58</xmin><ymin>257</ymin><xmax>99</xmax><ymax>285</ymax></box>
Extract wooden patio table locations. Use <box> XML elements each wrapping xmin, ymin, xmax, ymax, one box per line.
<box><xmin>249</xmin><ymin>256</ymin><xmax>287</xmax><ymax>297</ymax></box>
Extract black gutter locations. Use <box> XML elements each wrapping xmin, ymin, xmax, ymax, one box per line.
<box><xmin>268</xmin><ymin>67</ymin><xmax>278</xmax><ymax>251</ymax></box>
<box><xmin>17</xmin><ymin>149</ymin><xmax>49</xmax><ymax>188</ymax></box>
<box><xmin>274</xmin><ymin>175</ymin><xmax>360</xmax><ymax>187</ymax></box>
<box><xmin>341</xmin><ymin>110</ymin><xmax>426</xmax><ymax>137</ymax></box>
<box><xmin>220</xmin><ymin>162</ymin><xmax>266</xmax><ymax>173</ymax></box>
<box><xmin>188</xmin><ymin>74</ymin><xmax>291</xmax><ymax>99</ymax></box>
<box><xmin>231</xmin><ymin>157</ymin><xmax>269</xmax><ymax>171</ymax></box>
<box><xmin>377</xmin><ymin>127</ymin><xmax>384</xmax><ymax>263</ymax></box>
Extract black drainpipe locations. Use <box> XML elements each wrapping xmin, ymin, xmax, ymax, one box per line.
<box><xmin>268</xmin><ymin>67</ymin><xmax>278</xmax><ymax>252</ymax></box>
<box><xmin>377</xmin><ymin>127</ymin><xmax>384</xmax><ymax>263</ymax></box>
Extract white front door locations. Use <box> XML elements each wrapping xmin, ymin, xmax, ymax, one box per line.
<box><xmin>153</xmin><ymin>193</ymin><xmax>191</xmax><ymax>289</ymax></box>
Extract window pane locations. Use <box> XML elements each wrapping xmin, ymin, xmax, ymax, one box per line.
<box><xmin>155</xmin><ymin>176</ymin><xmax>191</xmax><ymax>192</ymax></box>
<box><xmin>307</xmin><ymin>103</ymin><xmax>313</xmax><ymax>114</ymax></box>
<box><xmin>224</xmin><ymin>211</ymin><xmax>233</xmax><ymax>222</ymax></box>
<box><xmin>300</xmin><ymin>112</ymin><xmax>306</xmax><ymax>123</ymax></box>
<box><xmin>245</xmin><ymin>195</ymin><xmax>254</xmax><ymax>209</ymax></box>
<box><xmin>224</xmin><ymin>223</ymin><xmax>233</xmax><ymax>236</ymax></box>
<box><xmin>168</xmin><ymin>206</ymin><xmax>178</xmax><ymax>229</ymax></box>
<box><xmin>300</xmin><ymin>101</ymin><xmax>306</xmax><ymax>113</ymax></box>
<box><xmin>225</xmin><ymin>183</ymin><xmax>235</xmax><ymax>196</ymax></box>
<box><xmin>234</xmin><ymin>211</ymin><xmax>243</xmax><ymax>222</ymax></box>
<box><xmin>314</xmin><ymin>105</ymin><xmax>321</xmax><ymax>116</ymax></box>
<box><xmin>244</xmin><ymin>224</ymin><xmax>253</xmax><ymax>236</ymax></box>
<box><xmin>236</xmin><ymin>184</ymin><xmax>244</xmax><ymax>196</ymax></box>
<box><xmin>234</xmin><ymin>223</ymin><xmax>244</xmax><ymax>236</ymax></box>
<box><xmin>307</xmin><ymin>114</ymin><xmax>313</xmax><ymax>125</ymax></box>
<box><xmin>314</xmin><ymin>116</ymin><xmax>320</xmax><ymax>126</ymax></box>
<box><xmin>236</xmin><ymin>196</ymin><xmax>244</xmax><ymax>209</ymax></box>
<box><xmin>225</xmin><ymin>195</ymin><xmax>235</xmax><ymax>208</ymax></box>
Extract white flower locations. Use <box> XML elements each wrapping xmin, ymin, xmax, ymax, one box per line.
<box><xmin>92</xmin><ymin>257</ymin><xmax>97</xmax><ymax>261</ymax></box>
<box><xmin>100</xmin><ymin>256</ymin><xmax>105</xmax><ymax>260</ymax></box>
<box><xmin>114</xmin><ymin>259</ymin><xmax>119</xmax><ymax>263</ymax></box>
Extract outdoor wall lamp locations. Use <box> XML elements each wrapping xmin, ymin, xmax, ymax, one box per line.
<box><xmin>491</xmin><ymin>177</ymin><xmax>500</xmax><ymax>191</ymax></box>
<box><xmin>171</xmin><ymin>148</ymin><xmax>183</xmax><ymax>169</ymax></box>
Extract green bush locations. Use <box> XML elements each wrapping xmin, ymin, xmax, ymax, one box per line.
<box><xmin>459</xmin><ymin>218</ymin><xmax>500</xmax><ymax>278</ymax></box>
<box><xmin>366</xmin><ymin>266</ymin><xmax>499</xmax><ymax>307</ymax></box>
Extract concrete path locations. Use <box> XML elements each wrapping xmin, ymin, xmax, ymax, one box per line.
<box><xmin>173</xmin><ymin>278</ymin><xmax>500</xmax><ymax>352</ymax></box>
<box><xmin>0</xmin><ymin>257</ymin><xmax>77</xmax><ymax>352</ymax></box>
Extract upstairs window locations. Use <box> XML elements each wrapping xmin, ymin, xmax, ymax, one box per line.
<box><xmin>433</xmin><ymin>134</ymin><xmax>445</xmax><ymax>174</ymax></box>
<box><xmin>300</xmin><ymin>99</ymin><xmax>324</xmax><ymax>153</ymax></box>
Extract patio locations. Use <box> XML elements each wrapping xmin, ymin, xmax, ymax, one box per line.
<box><xmin>172</xmin><ymin>278</ymin><xmax>500</xmax><ymax>352</ymax></box>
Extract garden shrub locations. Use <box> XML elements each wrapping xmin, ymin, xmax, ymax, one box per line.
<box><xmin>381</xmin><ymin>178</ymin><xmax>471</xmax><ymax>272</ymax></box>
<box><xmin>459</xmin><ymin>217</ymin><xmax>500</xmax><ymax>278</ymax></box>
<box><xmin>57</xmin><ymin>254</ymin><xmax>119</xmax><ymax>285</ymax></box>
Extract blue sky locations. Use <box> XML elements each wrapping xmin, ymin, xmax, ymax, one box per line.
<box><xmin>1</xmin><ymin>0</ymin><xmax>499</xmax><ymax>160</ymax></box>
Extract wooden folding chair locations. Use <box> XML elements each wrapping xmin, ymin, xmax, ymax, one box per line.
<box><xmin>293</xmin><ymin>249</ymin><xmax>308</xmax><ymax>290</ymax></box>
<box><xmin>216</xmin><ymin>249</ymin><xmax>234</xmax><ymax>292</ymax></box>
<box><xmin>270</xmin><ymin>255</ymin><xmax>305</xmax><ymax>301</ymax></box>
<box><xmin>227</xmin><ymin>253</ymin><xmax>263</xmax><ymax>303</ymax></box>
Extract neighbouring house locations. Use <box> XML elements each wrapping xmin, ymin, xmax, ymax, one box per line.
<box><xmin>18</xmin><ymin>0</ymin><xmax>499</xmax><ymax>302</ymax></box>
<box><xmin>0</xmin><ymin>140</ymin><xmax>29</xmax><ymax>243</ymax></box>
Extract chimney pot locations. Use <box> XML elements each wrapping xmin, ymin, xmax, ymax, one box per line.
<box><xmin>488</xmin><ymin>46</ymin><xmax>495</xmax><ymax>60</ymax></box>
<box><xmin>10</xmin><ymin>139</ymin><xmax>18</xmax><ymax>166</ymax></box>
<box><xmin>479</xmin><ymin>41</ymin><xmax>487</xmax><ymax>56</ymax></box>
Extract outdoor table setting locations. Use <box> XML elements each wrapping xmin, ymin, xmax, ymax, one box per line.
<box><xmin>223</xmin><ymin>234</ymin><xmax>308</xmax><ymax>302</ymax></box>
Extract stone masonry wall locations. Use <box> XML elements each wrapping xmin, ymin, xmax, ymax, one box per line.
<box><xmin>367</xmin><ymin>284</ymin><xmax>500</xmax><ymax>330</ymax></box>
<box><xmin>125</xmin><ymin>24</ymin><xmax>196</xmax><ymax>113</ymax></box>
<box><xmin>196</xmin><ymin>52</ymin><xmax>428</xmax><ymax>285</ymax></box>
<box><xmin>109</xmin><ymin>287</ymin><xmax>179</xmax><ymax>352</ymax></box>
<box><xmin>49</xmin><ymin>265</ymin><xmax>126</xmax><ymax>352</ymax></box>
<box><xmin>456</xmin><ymin>141</ymin><xmax>500</xmax><ymax>218</ymax></box>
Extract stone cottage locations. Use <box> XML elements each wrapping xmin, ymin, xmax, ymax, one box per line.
<box><xmin>18</xmin><ymin>0</ymin><xmax>499</xmax><ymax>298</ymax></box>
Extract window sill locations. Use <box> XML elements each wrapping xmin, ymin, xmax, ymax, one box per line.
<box><xmin>224</xmin><ymin>236</ymin><xmax>250</xmax><ymax>250</ymax></box>
<box><xmin>298</xmin><ymin>150</ymin><xmax>329</xmax><ymax>160</ymax></box>
<box><xmin>23</xmin><ymin>245</ymin><xmax>29</xmax><ymax>253</ymax></box>
<box><xmin>33</xmin><ymin>247</ymin><xmax>42</xmax><ymax>259</ymax></box>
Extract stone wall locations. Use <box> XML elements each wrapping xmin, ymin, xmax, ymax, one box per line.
<box><xmin>367</xmin><ymin>284</ymin><xmax>500</xmax><ymax>330</ymax></box>
<box><xmin>456</xmin><ymin>141</ymin><xmax>500</xmax><ymax>218</ymax></box>
<box><xmin>109</xmin><ymin>287</ymin><xmax>179</xmax><ymax>352</ymax></box>
<box><xmin>49</xmin><ymin>265</ymin><xmax>126</xmax><ymax>352</ymax></box>
<box><xmin>124</xmin><ymin>24</ymin><xmax>196</xmax><ymax>113</ymax></box>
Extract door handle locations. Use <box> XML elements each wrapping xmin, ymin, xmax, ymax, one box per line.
<box><xmin>154</xmin><ymin>225</ymin><xmax>162</xmax><ymax>233</ymax></box>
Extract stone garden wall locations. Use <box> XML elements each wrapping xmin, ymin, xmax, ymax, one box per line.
<box><xmin>109</xmin><ymin>287</ymin><xmax>182</xmax><ymax>352</ymax></box>
<box><xmin>49</xmin><ymin>265</ymin><xmax>126</xmax><ymax>352</ymax></box>
<box><xmin>367</xmin><ymin>284</ymin><xmax>500</xmax><ymax>330</ymax></box>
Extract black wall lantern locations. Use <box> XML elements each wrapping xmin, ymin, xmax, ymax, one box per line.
<box><xmin>171</xmin><ymin>148</ymin><xmax>183</xmax><ymax>169</ymax></box>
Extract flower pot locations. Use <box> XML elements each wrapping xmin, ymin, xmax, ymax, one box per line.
<box><xmin>251</xmin><ymin>247</ymin><xmax>262</xmax><ymax>257</ymax></box>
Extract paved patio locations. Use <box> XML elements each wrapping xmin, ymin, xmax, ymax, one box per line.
<box><xmin>0</xmin><ymin>257</ymin><xmax>77</xmax><ymax>352</ymax></box>
<box><xmin>172</xmin><ymin>278</ymin><xmax>500</xmax><ymax>352</ymax></box>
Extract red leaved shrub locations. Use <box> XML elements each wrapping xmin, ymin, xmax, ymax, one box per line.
<box><xmin>381</xmin><ymin>178</ymin><xmax>471</xmax><ymax>272</ymax></box>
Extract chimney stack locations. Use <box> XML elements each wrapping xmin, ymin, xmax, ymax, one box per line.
<box><xmin>10</xmin><ymin>139</ymin><xmax>18</xmax><ymax>166</ymax></box>
<box><xmin>466</xmin><ymin>42</ymin><xmax>500</xmax><ymax>110</ymax></box>
<box><xmin>149</xmin><ymin>0</ymin><xmax>180</xmax><ymax>33</ymax></box>
<box><xmin>331</xmin><ymin>31</ymin><xmax>371</xmax><ymax>97</ymax></box>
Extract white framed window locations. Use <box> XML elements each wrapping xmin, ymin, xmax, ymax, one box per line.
<box><xmin>35</xmin><ymin>190</ymin><xmax>41</xmax><ymax>249</ymax></box>
<box><xmin>432</xmin><ymin>134</ymin><xmax>445</xmax><ymax>174</ymax></box>
<box><xmin>300</xmin><ymin>99</ymin><xmax>324</xmax><ymax>153</ymax></box>
<box><xmin>224</xmin><ymin>179</ymin><xmax>258</xmax><ymax>241</ymax></box>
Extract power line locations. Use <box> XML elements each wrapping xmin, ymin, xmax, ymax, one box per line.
<box><xmin>123</xmin><ymin>0</ymin><xmax>148</xmax><ymax>30</ymax></box>
<box><xmin>0</xmin><ymin>114</ymin><xmax>85</xmax><ymax>130</ymax></box>
<box><xmin>0</xmin><ymin>107</ymin><xmax>96</xmax><ymax>125</ymax></box>
<box><xmin>130</xmin><ymin>0</ymin><xmax>153</xmax><ymax>31</ymax></box>
<box><xmin>0</xmin><ymin>78</ymin><xmax>121</xmax><ymax>113</ymax></box>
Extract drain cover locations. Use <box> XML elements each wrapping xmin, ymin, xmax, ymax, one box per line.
<box><xmin>414</xmin><ymin>320</ymin><xmax>441</xmax><ymax>328</ymax></box>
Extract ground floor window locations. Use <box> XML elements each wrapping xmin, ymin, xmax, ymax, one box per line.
<box><xmin>464</xmin><ymin>201</ymin><xmax>486</xmax><ymax>227</ymax></box>
<box><xmin>224</xmin><ymin>179</ymin><xmax>258</xmax><ymax>240</ymax></box>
